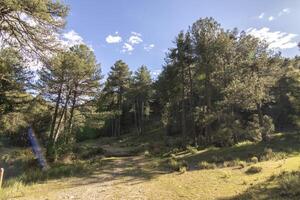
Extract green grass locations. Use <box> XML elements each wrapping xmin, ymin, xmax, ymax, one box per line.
<box><xmin>0</xmin><ymin>131</ymin><xmax>300</xmax><ymax>199</ymax></box>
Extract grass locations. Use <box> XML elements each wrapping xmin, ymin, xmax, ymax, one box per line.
<box><xmin>0</xmin><ymin>131</ymin><xmax>300</xmax><ymax>199</ymax></box>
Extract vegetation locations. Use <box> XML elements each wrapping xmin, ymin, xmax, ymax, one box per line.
<box><xmin>0</xmin><ymin>1</ymin><xmax>299</xmax><ymax>199</ymax></box>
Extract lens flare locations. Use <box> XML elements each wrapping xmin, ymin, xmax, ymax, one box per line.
<box><xmin>28</xmin><ymin>127</ymin><xmax>48</xmax><ymax>170</ymax></box>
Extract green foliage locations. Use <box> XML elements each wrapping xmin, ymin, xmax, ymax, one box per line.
<box><xmin>167</xmin><ymin>157</ymin><xmax>188</xmax><ymax>172</ymax></box>
<box><xmin>38</xmin><ymin>44</ymin><xmax>101</xmax><ymax>160</ymax></box>
<box><xmin>0</xmin><ymin>0</ymin><xmax>68</xmax><ymax>56</ymax></box>
<box><xmin>250</xmin><ymin>156</ymin><xmax>259</xmax><ymax>164</ymax></box>
<box><xmin>100</xmin><ymin>60</ymin><xmax>131</xmax><ymax>137</ymax></box>
<box><xmin>278</xmin><ymin>171</ymin><xmax>300</xmax><ymax>198</ymax></box>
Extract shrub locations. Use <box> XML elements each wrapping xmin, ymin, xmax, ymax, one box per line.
<box><xmin>223</xmin><ymin>159</ymin><xmax>246</xmax><ymax>168</ymax></box>
<box><xmin>179</xmin><ymin>166</ymin><xmax>187</xmax><ymax>173</ymax></box>
<box><xmin>246</xmin><ymin>166</ymin><xmax>262</xmax><ymax>174</ymax></box>
<box><xmin>198</xmin><ymin>161</ymin><xmax>217</xmax><ymax>170</ymax></box>
<box><xmin>250</xmin><ymin>156</ymin><xmax>259</xmax><ymax>163</ymax></box>
<box><xmin>211</xmin><ymin>156</ymin><xmax>224</xmax><ymax>163</ymax></box>
<box><xmin>167</xmin><ymin>158</ymin><xmax>188</xmax><ymax>172</ymax></box>
<box><xmin>260</xmin><ymin>148</ymin><xmax>275</xmax><ymax>161</ymax></box>
<box><xmin>144</xmin><ymin>150</ymin><xmax>151</xmax><ymax>157</ymax></box>
<box><xmin>278</xmin><ymin>171</ymin><xmax>300</xmax><ymax>197</ymax></box>
<box><xmin>261</xmin><ymin>115</ymin><xmax>275</xmax><ymax>141</ymax></box>
<box><xmin>237</xmin><ymin>161</ymin><xmax>247</xmax><ymax>168</ymax></box>
<box><xmin>167</xmin><ymin>158</ymin><xmax>180</xmax><ymax>171</ymax></box>
<box><xmin>247</xmin><ymin>115</ymin><xmax>262</xmax><ymax>142</ymax></box>
<box><xmin>186</xmin><ymin>145</ymin><xmax>198</xmax><ymax>154</ymax></box>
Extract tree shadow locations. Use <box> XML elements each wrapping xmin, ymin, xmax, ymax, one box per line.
<box><xmin>218</xmin><ymin>170</ymin><xmax>300</xmax><ymax>200</ymax></box>
<box><xmin>179</xmin><ymin>132</ymin><xmax>300</xmax><ymax>170</ymax></box>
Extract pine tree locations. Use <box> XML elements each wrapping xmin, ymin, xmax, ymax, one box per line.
<box><xmin>0</xmin><ymin>0</ymin><xmax>68</xmax><ymax>57</ymax></box>
<box><xmin>131</xmin><ymin>65</ymin><xmax>153</xmax><ymax>135</ymax></box>
<box><xmin>102</xmin><ymin>60</ymin><xmax>131</xmax><ymax>137</ymax></box>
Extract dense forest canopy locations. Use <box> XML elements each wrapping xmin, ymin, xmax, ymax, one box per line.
<box><xmin>0</xmin><ymin>1</ymin><xmax>299</xmax><ymax>162</ymax></box>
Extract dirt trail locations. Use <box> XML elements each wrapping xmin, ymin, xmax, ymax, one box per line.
<box><xmin>15</xmin><ymin>145</ymin><xmax>160</xmax><ymax>200</ymax></box>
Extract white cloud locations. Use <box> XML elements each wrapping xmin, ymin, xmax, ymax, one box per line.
<box><xmin>128</xmin><ymin>32</ymin><xmax>143</xmax><ymax>45</ymax></box>
<box><xmin>122</xmin><ymin>43</ymin><xmax>134</xmax><ymax>54</ymax></box>
<box><xmin>144</xmin><ymin>44</ymin><xmax>155</xmax><ymax>51</ymax></box>
<box><xmin>150</xmin><ymin>69</ymin><xmax>162</xmax><ymax>79</ymax></box>
<box><xmin>268</xmin><ymin>16</ymin><xmax>275</xmax><ymax>21</ymax></box>
<box><xmin>131</xmin><ymin>31</ymin><xmax>142</xmax><ymax>37</ymax></box>
<box><xmin>278</xmin><ymin>8</ymin><xmax>290</xmax><ymax>16</ymax></box>
<box><xmin>246</xmin><ymin>27</ymin><xmax>298</xmax><ymax>49</ymax></box>
<box><xmin>62</xmin><ymin>30</ymin><xmax>84</xmax><ymax>47</ymax></box>
<box><xmin>258</xmin><ymin>13</ymin><xmax>265</xmax><ymax>19</ymax></box>
<box><xmin>105</xmin><ymin>34</ymin><xmax>122</xmax><ymax>44</ymax></box>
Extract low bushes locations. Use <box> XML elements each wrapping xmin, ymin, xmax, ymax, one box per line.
<box><xmin>167</xmin><ymin>157</ymin><xmax>188</xmax><ymax>172</ymax></box>
<box><xmin>198</xmin><ymin>161</ymin><xmax>217</xmax><ymax>170</ymax></box>
<box><xmin>278</xmin><ymin>171</ymin><xmax>300</xmax><ymax>198</ymax></box>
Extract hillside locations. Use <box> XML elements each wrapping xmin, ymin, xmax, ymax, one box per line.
<box><xmin>1</xmin><ymin>131</ymin><xmax>300</xmax><ymax>200</ymax></box>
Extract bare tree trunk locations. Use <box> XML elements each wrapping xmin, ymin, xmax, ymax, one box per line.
<box><xmin>205</xmin><ymin>63</ymin><xmax>212</xmax><ymax>144</ymax></box>
<box><xmin>54</xmin><ymin>87</ymin><xmax>71</xmax><ymax>142</ymax></box>
<box><xmin>141</xmin><ymin>101</ymin><xmax>144</xmax><ymax>135</ymax></box>
<box><xmin>47</xmin><ymin>83</ymin><xmax>62</xmax><ymax>161</ymax></box>
<box><xmin>67</xmin><ymin>87</ymin><xmax>77</xmax><ymax>141</ymax></box>
<box><xmin>181</xmin><ymin>63</ymin><xmax>186</xmax><ymax>137</ymax></box>
<box><xmin>134</xmin><ymin>101</ymin><xmax>139</xmax><ymax>135</ymax></box>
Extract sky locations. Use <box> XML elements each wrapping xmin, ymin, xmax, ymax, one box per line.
<box><xmin>62</xmin><ymin>0</ymin><xmax>300</xmax><ymax>77</ymax></box>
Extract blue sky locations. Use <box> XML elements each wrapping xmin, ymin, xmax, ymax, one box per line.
<box><xmin>62</xmin><ymin>0</ymin><xmax>300</xmax><ymax>77</ymax></box>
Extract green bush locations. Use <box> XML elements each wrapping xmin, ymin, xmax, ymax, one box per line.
<box><xmin>250</xmin><ymin>156</ymin><xmax>259</xmax><ymax>163</ymax></box>
<box><xmin>223</xmin><ymin>159</ymin><xmax>246</xmax><ymax>168</ymax></box>
<box><xmin>278</xmin><ymin>171</ymin><xmax>300</xmax><ymax>197</ymax></box>
<box><xmin>261</xmin><ymin>115</ymin><xmax>275</xmax><ymax>141</ymax></box>
<box><xmin>198</xmin><ymin>161</ymin><xmax>217</xmax><ymax>170</ymax></box>
<box><xmin>167</xmin><ymin>158</ymin><xmax>188</xmax><ymax>172</ymax></box>
<box><xmin>179</xmin><ymin>166</ymin><xmax>187</xmax><ymax>173</ymax></box>
<box><xmin>246</xmin><ymin>166</ymin><xmax>262</xmax><ymax>174</ymax></box>
<box><xmin>144</xmin><ymin>150</ymin><xmax>151</xmax><ymax>157</ymax></box>
<box><xmin>259</xmin><ymin>148</ymin><xmax>279</xmax><ymax>161</ymax></box>
<box><xmin>167</xmin><ymin>158</ymin><xmax>180</xmax><ymax>171</ymax></box>
<box><xmin>186</xmin><ymin>145</ymin><xmax>198</xmax><ymax>154</ymax></box>
<box><xmin>211</xmin><ymin>156</ymin><xmax>224</xmax><ymax>163</ymax></box>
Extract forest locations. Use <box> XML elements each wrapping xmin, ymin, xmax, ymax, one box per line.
<box><xmin>0</xmin><ymin>1</ymin><xmax>300</xmax><ymax>200</ymax></box>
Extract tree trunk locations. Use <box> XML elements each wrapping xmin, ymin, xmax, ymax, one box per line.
<box><xmin>181</xmin><ymin>62</ymin><xmax>187</xmax><ymax>137</ymax></box>
<box><xmin>54</xmin><ymin>87</ymin><xmax>71</xmax><ymax>142</ymax></box>
<box><xmin>67</xmin><ymin>87</ymin><xmax>77</xmax><ymax>141</ymax></box>
<box><xmin>205</xmin><ymin>63</ymin><xmax>212</xmax><ymax>144</ymax></box>
<box><xmin>141</xmin><ymin>101</ymin><xmax>144</xmax><ymax>135</ymax></box>
<box><xmin>47</xmin><ymin>83</ymin><xmax>62</xmax><ymax>161</ymax></box>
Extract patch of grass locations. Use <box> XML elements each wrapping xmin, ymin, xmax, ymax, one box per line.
<box><xmin>0</xmin><ymin>179</ymin><xmax>28</xmax><ymax>200</ymax></box>
<box><xmin>278</xmin><ymin>171</ymin><xmax>300</xmax><ymax>198</ymax></box>
<box><xmin>77</xmin><ymin>146</ymin><xmax>105</xmax><ymax>159</ymax></box>
<box><xmin>198</xmin><ymin>161</ymin><xmax>217</xmax><ymax>170</ymax></box>
<box><xmin>181</xmin><ymin>132</ymin><xmax>300</xmax><ymax>169</ymax></box>
<box><xmin>222</xmin><ymin>159</ymin><xmax>247</xmax><ymax>168</ymax></box>
<box><xmin>259</xmin><ymin>147</ymin><xmax>287</xmax><ymax>162</ymax></box>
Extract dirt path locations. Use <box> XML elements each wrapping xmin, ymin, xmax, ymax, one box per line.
<box><xmin>14</xmin><ymin>144</ymin><xmax>162</xmax><ymax>200</ymax></box>
<box><xmin>17</xmin><ymin>155</ymin><xmax>163</xmax><ymax>200</ymax></box>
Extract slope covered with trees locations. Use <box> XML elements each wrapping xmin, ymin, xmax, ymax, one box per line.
<box><xmin>0</xmin><ymin>1</ymin><xmax>299</xmax><ymax>199</ymax></box>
